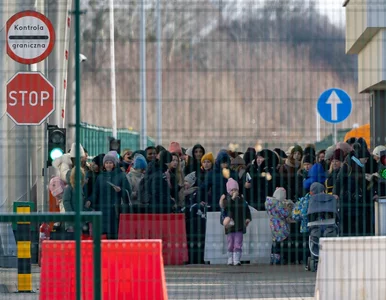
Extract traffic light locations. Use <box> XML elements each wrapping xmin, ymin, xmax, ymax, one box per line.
<box><xmin>47</xmin><ymin>125</ymin><xmax>66</xmax><ymax>166</ymax></box>
<box><xmin>109</xmin><ymin>137</ymin><xmax>121</xmax><ymax>157</ymax></box>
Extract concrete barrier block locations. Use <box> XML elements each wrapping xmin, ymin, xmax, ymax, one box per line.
<box><xmin>315</xmin><ymin>236</ymin><xmax>386</xmax><ymax>300</ymax></box>
<box><xmin>204</xmin><ymin>208</ymin><xmax>272</xmax><ymax>264</ymax></box>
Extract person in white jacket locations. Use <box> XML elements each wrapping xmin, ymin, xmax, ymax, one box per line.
<box><xmin>52</xmin><ymin>143</ymin><xmax>86</xmax><ymax>215</ymax></box>
<box><xmin>52</xmin><ymin>143</ymin><xmax>86</xmax><ymax>184</ymax></box>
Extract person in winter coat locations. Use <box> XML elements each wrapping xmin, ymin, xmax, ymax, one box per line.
<box><xmin>180</xmin><ymin>172</ymin><xmax>206</xmax><ymax>264</ymax></box>
<box><xmin>219</xmin><ymin>178</ymin><xmax>251</xmax><ymax>266</ymax></box>
<box><xmin>198</xmin><ymin>150</ymin><xmax>237</xmax><ymax>211</ymax></box>
<box><xmin>198</xmin><ymin>152</ymin><xmax>214</xmax><ymax>187</ymax></box>
<box><xmin>52</xmin><ymin>143</ymin><xmax>86</xmax><ymax>184</ymax></box>
<box><xmin>92</xmin><ymin>151</ymin><xmax>132</xmax><ymax>239</ymax></box>
<box><xmin>144</xmin><ymin>150</ymin><xmax>175</xmax><ymax>213</ymax></box>
<box><xmin>184</xmin><ymin>144</ymin><xmax>206</xmax><ymax>175</ymax></box>
<box><xmin>297</xmin><ymin>154</ymin><xmax>315</xmax><ymax>197</ymax></box>
<box><xmin>292</xmin><ymin>182</ymin><xmax>326</xmax><ymax>234</ymax></box>
<box><xmin>62</xmin><ymin>167</ymin><xmax>89</xmax><ymax>231</ymax></box>
<box><xmin>280</xmin><ymin>144</ymin><xmax>303</xmax><ymax>201</ymax></box>
<box><xmin>325</xmin><ymin>149</ymin><xmax>344</xmax><ymax>194</ymax></box>
<box><xmin>333</xmin><ymin>143</ymin><xmax>371</xmax><ymax>236</ymax></box>
<box><xmin>243</xmin><ymin>147</ymin><xmax>257</xmax><ymax>169</ymax></box>
<box><xmin>168</xmin><ymin>152</ymin><xmax>184</xmax><ymax>202</ymax></box>
<box><xmin>265</xmin><ymin>187</ymin><xmax>294</xmax><ymax>264</ymax></box>
<box><xmin>84</xmin><ymin>153</ymin><xmax>105</xmax><ymax>202</ymax></box>
<box><xmin>120</xmin><ymin>148</ymin><xmax>133</xmax><ymax>173</ymax></box>
<box><xmin>126</xmin><ymin>154</ymin><xmax>147</xmax><ymax>206</ymax></box>
<box><xmin>303</xmin><ymin>162</ymin><xmax>326</xmax><ymax>194</ymax></box>
<box><xmin>243</xmin><ymin>149</ymin><xmax>281</xmax><ymax>210</ymax></box>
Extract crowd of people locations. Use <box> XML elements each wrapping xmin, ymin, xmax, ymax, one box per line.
<box><xmin>49</xmin><ymin>137</ymin><xmax>386</xmax><ymax>265</ymax></box>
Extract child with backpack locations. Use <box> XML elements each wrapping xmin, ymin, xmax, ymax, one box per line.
<box><xmin>220</xmin><ymin>178</ymin><xmax>251</xmax><ymax>266</ymax></box>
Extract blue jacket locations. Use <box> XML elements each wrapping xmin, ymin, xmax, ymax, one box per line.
<box><xmin>303</xmin><ymin>163</ymin><xmax>326</xmax><ymax>191</ymax></box>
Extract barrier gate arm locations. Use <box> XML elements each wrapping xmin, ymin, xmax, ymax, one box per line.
<box><xmin>0</xmin><ymin>212</ymin><xmax>102</xmax><ymax>300</ymax></box>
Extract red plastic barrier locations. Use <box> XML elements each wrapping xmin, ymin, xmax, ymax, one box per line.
<box><xmin>118</xmin><ymin>214</ymin><xmax>188</xmax><ymax>265</ymax></box>
<box><xmin>39</xmin><ymin>240</ymin><xmax>167</xmax><ymax>300</ymax></box>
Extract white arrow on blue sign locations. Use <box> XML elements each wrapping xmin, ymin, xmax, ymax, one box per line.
<box><xmin>317</xmin><ymin>88</ymin><xmax>352</xmax><ymax>124</ymax></box>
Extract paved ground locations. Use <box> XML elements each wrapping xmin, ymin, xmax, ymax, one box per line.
<box><xmin>166</xmin><ymin>264</ymin><xmax>316</xmax><ymax>300</ymax></box>
<box><xmin>0</xmin><ymin>264</ymin><xmax>316</xmax><ymax>299</ymax></box>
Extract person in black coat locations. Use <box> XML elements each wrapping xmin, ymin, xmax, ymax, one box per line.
<box><xmin>197</xmin><ymin>150</ymin><xmax>237</xmax><ymax>212</ymax></box>
<box><xmin>92</xmin><ymin>151</ymin><xmax>132</xmax><ymax>239</ymax></box>
<box><xmin>333</xmin><ymin>144</ymin><xmax>372</xmax><ymax>236</ymax></box>
<box><xmin>220</xmin><ymin>178</ymin><xmax>251</xmax><ymax>265</ymax></box>
<box><xmin>242</xmin><ymin>149</ymin><xmax>282</xmax><ymax>210</ymax></box>
<box><xmin>144</xmin><ymin>150</ymin><xmax>174</xmax><ymax>213</ymax></box>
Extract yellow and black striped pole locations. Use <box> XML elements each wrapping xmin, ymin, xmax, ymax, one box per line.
<box><xmin>16</xmin><ymin>206</ymin><xmax>33</xmax><ymax>293</ymax></box>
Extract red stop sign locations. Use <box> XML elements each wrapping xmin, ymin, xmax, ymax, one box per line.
<box><xmin>7</xmin><ymin>72</ymin><xmax>55</xmax><ymax>125</ymax></box>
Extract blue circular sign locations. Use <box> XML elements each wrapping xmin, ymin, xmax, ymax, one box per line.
<box><xmin>317</xmin><ymin>88</ymin><xmax>352</xmax><ymax>124</ymax></box>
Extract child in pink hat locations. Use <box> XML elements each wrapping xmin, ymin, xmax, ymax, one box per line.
<box><xmin>219</xmin><ymin>178</ymin><xmax>251</xmax><ymax>266</ymax></box>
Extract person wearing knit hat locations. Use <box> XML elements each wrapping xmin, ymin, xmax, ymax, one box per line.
<box><xmin>265</xmin><ymin>187</ymin><xmax>294</xmax><ymax>264</ymax></box>
<box><xmin>303</xmin><ymin>144</ymin><xmax>316</xmax><ymax>161</ymax></box>
<box><xmin>201</xmin><ymin>152</ymin><xmax>214</xmax><ymax>172</ymax></box>
<box><xmin>226</xmin><ymin>178</ymin><xmax>239</xmax><ymax>194</ymax></box>
<box><xmin>201</xmin><ymin>152</ymin><xmax>214</xmax><ymax>166</ymax></box>
<box><xmin>133</xmin><ymin>154</ymin><xmax>147</xmax><ymax>171</ymax></box>
<box><xmin>168</xmin><ymin>141</ymin><xmax>183</xmax><ymax>157</ymax></box>
<box><xmin>310</xmin><ymin>182</ymin><xmax>325</xmax><ymax>195</ymax></box>
<box><xmin>220</xmin><ymin>178</ymin><xmax>251</xmax><ymax>266</ymax></box>
<box><xmin>184</xmin><ymin>171</ymin><xmax>197</xmax><ymax>187</ymax></box>
<box><xmin>273</xmin><ymin>187</ymin><xmax>286</xmax><ymax>201</ymax></box>
<box><xmin>103</xmin><ymin>151</ymin><xmax>119</xmax><ymax>168</ymax></box>
<box><xmin>93</xmin><ymin>150</ymin><xmax>132</xmax><ymax>238</ymax></box>
<box><xmin>126</xmin><ymin>154</ymin><xmax>147</xmax><ymax>206</ymax></box>
<box><xmin>91</xmin><ymin>153</ymin><xmax>105</xmax><ymax>172</ymax></box>
<box><xmin>302</xmin><ymin>154</ymin><xmax>315</xmax><ymax>165</ymax></box>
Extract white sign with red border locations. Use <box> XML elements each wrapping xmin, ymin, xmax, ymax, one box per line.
<box><xmin>6</xmin><ymin>10</ymin><xmax>55</xmax><ymax>64</ymax></box>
